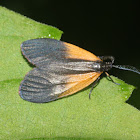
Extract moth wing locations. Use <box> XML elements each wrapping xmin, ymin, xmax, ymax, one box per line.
<box><xmin>20</xmin><ymin>38</ymin><xmax>102</xmax><ymax>103</ymax></box>
<box><xmin>63</xmin><ymin>42</ymin><xmax>101</xmax><ymax>61</ymax></box>
<box><xmin>21</xmin><ymin>38</ymin><xmax>101</xmax><ymax>67</ymax></box>
<box><xmin>19</xmin><ymin>68</ymin><xmax>101</xmax><ymax>103</ymax></box>
<box><xmin>58</xmin><ymin>72</ymin><xmax>102</xmax><ymax>98</ymax></box>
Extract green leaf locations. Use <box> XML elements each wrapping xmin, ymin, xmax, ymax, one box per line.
<box><xmin>0</xmin><ymin>6</ymin><xmax>140</xmax><ymax>140</ymax></box>
<box><xmin>0</xmin><ymin>6</ymin><xmax>62</xmax><ymax>82</ymax></box>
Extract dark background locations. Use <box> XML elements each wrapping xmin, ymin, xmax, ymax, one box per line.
<box><xmin>1</xmin><ymin>1</ymin><xmax>140</xmax><ymax>109</ymax></box>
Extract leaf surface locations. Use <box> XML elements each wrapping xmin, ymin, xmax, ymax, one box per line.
<box><xmin>0</xmin><ymin>6</ymin><xmax>140</xmax><ymax>140</ymax></box>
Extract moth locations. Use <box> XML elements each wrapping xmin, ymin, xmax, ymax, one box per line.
<box><xmin>19</xmin><ymin>38</ymin><xmax>140</xmax><ymax>103</ymax></box>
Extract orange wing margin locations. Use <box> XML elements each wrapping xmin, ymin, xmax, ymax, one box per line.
<box><xmin>64</xmin><ymin>42</ymin><xmax>101</xmax><ymax>61</ymax></box>
<box><xmin>58</xmin><ymin>72</ymin><xmax>102</xmax><ymax>98</ymax></box>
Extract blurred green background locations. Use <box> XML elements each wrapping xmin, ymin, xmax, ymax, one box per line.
<box><xmin>1</xmin><ymin>1</ymin><xmax>140</xmax><ymax>109</ymax></box>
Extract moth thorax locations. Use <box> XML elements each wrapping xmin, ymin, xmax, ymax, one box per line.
<box><xmin>102</xmin><ymin>62</ymin><xmax>113</xmax><ymax>72</ymax></box>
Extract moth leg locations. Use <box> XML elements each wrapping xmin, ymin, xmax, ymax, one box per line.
<box><xmin>105</xmin><ymin>72</ymin><xmax>120</xmax><ymax>85</ymax></box>
<box><xmin>89</xmin><ymin>77</ymin><xmax>100</xmax><ymax>99</ymax></box>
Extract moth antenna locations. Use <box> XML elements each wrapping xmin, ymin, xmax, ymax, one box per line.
<box><xmin>113</xmin><ymin>65</ymin><xmax>140</xmax><ymax>74</ymax></box>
